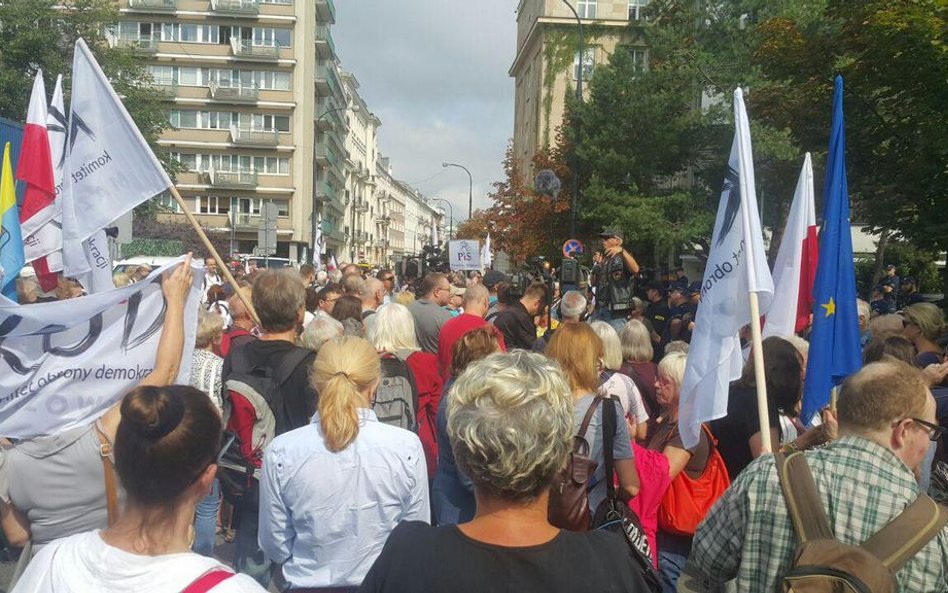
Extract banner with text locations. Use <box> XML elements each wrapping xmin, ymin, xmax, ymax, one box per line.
<box><xmin>0</xmin><ymin>258</ymin><xmax>201</xmax><ymax>439</ymax></box>
<box><xmin>449</xmin><ymin>240</ymin><xmax>481</xmax><ymax>271</ymax></box>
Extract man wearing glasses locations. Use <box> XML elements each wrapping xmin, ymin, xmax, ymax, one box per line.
<box><xmin>408</xmin><ymin>272</ymin><xmax>453</xmax><ymax>354</ymax></box>
<box><xmin>682</xmin><ymin>360</ymin><xmax>948</xmax><ymax>593</ymax></box>
<box><xmin>377</xmin><ymin>269</ymin><xmax>396</xmax><ymax>304</ymax></box>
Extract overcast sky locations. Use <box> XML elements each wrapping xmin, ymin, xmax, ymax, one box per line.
<box><xmin>333</xmin><ymin>1</ymin><xmax>516</xmax><ymax>224</ymax></box>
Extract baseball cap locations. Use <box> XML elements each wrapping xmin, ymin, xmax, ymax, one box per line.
<box><xmin>902</xmin><ymin>275</ymin><xmax>918</xmax><ymax>285</ymax></box>
<box><xmin>886</xmin><ymin>264</ymin><xmax>896</xmax><ymax>271</ymax></box>
<box><xmin>483</xmin><ymin>270</ymin><xmax>507</xmax><ymax>288</ymax></box>
<box><xmin>598</xmin><ymin>227</ymin><xmax>624</xmax><ymax>241</ymax></box>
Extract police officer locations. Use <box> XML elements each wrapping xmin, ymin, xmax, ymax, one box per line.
<box><xmin>592</xmin><ymin>227</ymin><xmax>640</xmax><ymax>332</ymax></box>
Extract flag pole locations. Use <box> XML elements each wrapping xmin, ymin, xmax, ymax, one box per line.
<box><xmin>168</xmin><ymin>185</ymin><xmax>259</xmax><ymax>327</ymax></box>
<box><xmin>747</xmin><ymin>292</ymin><xmax>772</xmax><ymax>453</ymax></box>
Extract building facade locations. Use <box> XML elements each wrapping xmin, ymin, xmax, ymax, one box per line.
<box><xmin>114</xmin><ymin>0</ymin><xmax>342</xmax><ymax>262</ymax></box>
<box><xmin>510</xmin><ymin>0</ymin><xmax>649</xmax><ymax>179</ymax></box>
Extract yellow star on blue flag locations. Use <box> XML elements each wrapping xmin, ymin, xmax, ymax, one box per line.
<box><xmin>821</xmin><ymin>297</ymin><xmax>836</xmax><ymax>317</ymax></box>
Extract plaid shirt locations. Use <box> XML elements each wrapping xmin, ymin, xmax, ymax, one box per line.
<box><xmin>684</xmin><ymin>436</ymin><xmax>948</xmax><ymax>592</ymax></box>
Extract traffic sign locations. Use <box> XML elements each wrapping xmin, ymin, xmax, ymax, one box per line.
<box><xmin>562</xmin><ymin>239</ymin><xmax>585</xmax><ymax>258</ymax></box>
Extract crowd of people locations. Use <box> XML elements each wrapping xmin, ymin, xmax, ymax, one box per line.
<box><xmin>2</xmin><ymin>229</ymin><xmax>948</xmax><ymax>592</ymax></box>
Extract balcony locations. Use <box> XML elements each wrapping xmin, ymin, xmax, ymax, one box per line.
<box><xmin>315</xmin><ymin>62</ymin><xmax>342</xmax><ymax>98</ymax></box>
<box><xmin>315</xmin><ymin>25</ymin><xmax>334</xmax><ymax>58</ymax></box>
<box><xmin>128</xmin><ymin>0</ymin><xmax>177</xmax><ymax>10</ymax></box>
<box><xmin>314</xmin><ymin>181</ymin><xmax>336</xmax><ymax>203</ymax></box>
<box><xmin>152</xmin><ymin>81</ymin><xmax>178</xmax><ymax>98</ymax></box>
<box><xmin>315</xmin><ymin>100</ymin><xmax>345</xmax><ymax>131</ymax></box>
<box><xmin>204</xmin><ymin>167</ymin><xmax>257</xmax><ymax>189</ymax></box>
<box><xmin>106</xmin><ymin>33</ymin><xmax>158</xmax><ymax>53</ymax></box>
<box><xmin>230</xmin><ymin>37</ymin><xmax>280</xmax><ymax>61</ymax></box>
<box><xmin>232</xmin><ymin>213</ymin><xmax>259</xmax><ymax>231</ymax></box>
<box><xmin>315</xmin><ymin>0</ymin><xmax>335</xmax><ymax>23</ymax></box>
<box><xmin>209</xmin><ymin>81</ymin><xmax>258</xmax><ymax>103</ymax></box>
<box><xmin>210</xmin><ymin>0</ymin><xmax>259</xmax><ymax>15</ymax></box>
<box><xmin>315</xmin><ymin>144</ymin><xmax>340</xmax><ymax>167</ymax></box>
<box><xmin>355</xmin><ymin>200</ymin><xmax>369</xmax><ymax>214</ymax></box>
<box><xmin>230</xmin><ymin>126</ymin><xmax>279</xmax><ymax>146</ymax></box>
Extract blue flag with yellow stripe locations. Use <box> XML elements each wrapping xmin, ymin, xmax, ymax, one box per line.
<box><xmin>801</xmin><ymin>76</ymin><xmax>862</xmax><ymax>423</ymax></box>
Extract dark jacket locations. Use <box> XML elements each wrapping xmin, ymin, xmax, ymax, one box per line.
<box><xmin>492</xmin><ymin>301</ymin><xmax>537</xmax><ymax>351</ymax></box>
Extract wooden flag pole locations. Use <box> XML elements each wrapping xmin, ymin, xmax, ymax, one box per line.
<box><xmin>747</xmin><ymin>290</ymin><xmax>773</xmax><ymax>453</ymax></box>
<box><xmin>830</xmin><ymin>386</ymin><xmax>838</xmax><ymax>414</ymax></box>
<box><xmin>168</xmin><ymin>185</ymin><xmax>260</xmax><ymax>327</ymax></box>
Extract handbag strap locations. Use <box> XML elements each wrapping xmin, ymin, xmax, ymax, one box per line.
<box><xmin>602</xmin><ymin>395</ymin><xmax>618</xmax><ymax>503</ymax></box>
<box><xmin>180</xmin><ymin>569</ymin><xmax>234</xmax><ymax>593</ymax></box>
<box><xmin>93</xmin><ymin>421</ymin><xmax>118</xmax><ymax>527</ymax></box>
<box><xmin>577</xmin><ymin>395</ymin><xmax>605</xmax><ymax>441</ymax></box>
<box><xmin>774</xmin><ymin>450</ymin><xmax>834</xmax><ymax>543</ymax></box>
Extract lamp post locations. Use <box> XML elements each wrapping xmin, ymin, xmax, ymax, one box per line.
<box><xmin>312</xmin><ymin>105</ymin><xmax>348</xmax><ymax>264</ymax></box>
<box><xmin>430</xmin><ymin>197</ymin><xmax>454</xmax><ymax>241</ymax></box>
<box><xmin>442</xmin><ymin>162</ymin><xmax>473</xmax><ymax>220</ymax></box>
<box><xmin>561</xmin><ymin>0</ymin><xmax>584</xmax><ymax>238</ymax></box>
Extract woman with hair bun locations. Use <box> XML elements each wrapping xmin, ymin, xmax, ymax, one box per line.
<box><xmin>259</xmin><ymin>336</ymin><xmax>429</xmax><ymax>592</ymax></box>
<box><xmin>12</xmin><ymin>385</ymin><xmax>265</xmax><ymax>593</ymax></box>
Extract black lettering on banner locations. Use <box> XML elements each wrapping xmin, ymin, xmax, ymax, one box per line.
<box><xmin>122</xmin><ymin>276</ymin><xmax>166</xmax><ymax>352</ymax></box>
<box><xmin>0</xmin><ymin>315</ymin><xmax>41</xmax><ymax>376</ymax></box>
<box><xmin>42</xmin><ymin>313</ymin><xmax>103</xmax><ymax>357</ymax></box>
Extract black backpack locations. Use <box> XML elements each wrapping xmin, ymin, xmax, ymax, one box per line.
<box><xmin>374</xmin><ymin>350</ymin><xmax>420</xmax><ymax>432</ymax></box>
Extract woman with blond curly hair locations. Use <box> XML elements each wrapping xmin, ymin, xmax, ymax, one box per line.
<box><xmin>360</xmin><ymin>351</ymin><xmax>653</xmax><ymax>592</ymax></box>
<box><xmin>258</xmin><ymin>336</ymin><xmax>429</xmax><ymax>591</ymax></box>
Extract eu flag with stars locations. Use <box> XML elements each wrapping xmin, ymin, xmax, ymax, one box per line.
<box><xmin>801</xmin><ymin>76</ymin><xmax>862</xmax><ymax>423</ymax></box>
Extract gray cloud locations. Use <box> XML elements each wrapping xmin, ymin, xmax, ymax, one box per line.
<box><xmin>333</xmin><ymin>1</ymin><xmax>517</xmax><ymax>220</ymax></box>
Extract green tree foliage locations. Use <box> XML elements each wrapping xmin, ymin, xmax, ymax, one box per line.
<box><xmin>0</xmin><ymin>0</ymin><xmax>177</xmax><ymax>173</ymax></box>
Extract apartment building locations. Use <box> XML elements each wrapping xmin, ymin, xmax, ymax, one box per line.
<box><xmin>113</xmin><ymin>0</ymin><xmax>342</xmax><ymax>262</ymax></box>
<box><xmin>510</xmin><ymin>0</ymin><xmax>649</xmax><ymax>180</ymax></box>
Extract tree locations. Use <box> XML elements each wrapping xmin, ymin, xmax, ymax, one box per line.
<box><xmin>0</xmin><ymin>0</ymin><xmax>178</xmax><ymax>173</ymax></box>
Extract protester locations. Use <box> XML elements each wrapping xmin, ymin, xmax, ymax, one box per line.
<box><xmin>302</xmin><ymin>286</ymin><xmax>319</xmax><ymax>328</ymax></box>
<box><xmin>361</xmin><ymin>277</ymin><xmax>386</xmax><ymax>335</ymax></box>
<box><xmin>299</xmin><ymin>263</ymin><xmax>316</xmax><ymax>288</ymax></box>
<box><xmin>12</xmin><ymin>385</ymin><xmax>265</xmax><ymax>593</ymax></box>
<box><xmin>482</xmin><ymin>270</ymin><xmax>506</xmax><ymax>317</ymax></box>
<box><xmin>332</xmin><ymin>294</ymin><xmax>365</xmax><ymax>337</ymax></box>
<box><xmin>620</xmin><ymin>319</ymin><xmax>660</xmax><ymax>418</ymax></box>
<box><xmin>857</xmin><ymin>297</ymin><xmax>872</xmax><ymax>346</ymax></box>
<box><xmin>533</xmin><ymin>289</ymin><xmax>586</xmax><ymax>352</ymax></box>
<box><xmin>432</xmin><ymin>327</ymin><xmax>503</xmax><ymax>525</ymax></box>
<box><xmin>55</xmin><ymin>277</ymin><xmax>84</xmax><ymax>300</ymax></box>
<box><xmin>407</xmin><ymin>272</ymin><xmax>453</xmax><ymax>354</ymax></box>
<box><xmin>377</xmin><ymin>268</ymin><xmax>396</xmax><ymax>303</ymax></box>
<box><xmin>316</xmin><ymin>284</ymin><xmax>341</xmax><ymax>317</ymax></box>
<box><xmin>590</xmin><ymin>321</ymin><xmax>649</xmax><ymax>441</ymax></box>
<box><xmin>591</xmin><ymin>227</ymin><xmax>640</xmax><ymax>332</ymax></box>
<box><xmin>902</xmin><ymin>302</ymin><xmax>945</xmax><ymax>368</ymax></box>
<box><xmin>368</xmin><ymin>303</ymin><xmax>443</xmax><ymax>477</ymax></box>
<box><xmin>218</xmin><ymin>287</ymin><xmax>255</xmax><ymax>358</ymax></box>
<box><xmin>299</xmin><ymin>315</ymin><xmax>344</xmax><ymax>355</ymax></box>
<box><xmin>187</xmin><ymin>308</ymin><xmax>226</xmax><ymax>559</ymax></box>
<box><xmin>360</xmin><ymin>351</ymin><xmax>653</xmax><ymax>592</ymax></box>
<box><xmin>205</xmin><ymin>284</ymin><xmax>232</xmax><ymax>330</ymax></box>
<box><xmin>663</xmin><ymin>340</ymin><xmax>690</xmax><ymax>356</ymax></box>
<box><xmin>647</xmin><ymin>352</ymin><xmax>714</xmax><ymax>592</ymax></box>
<box><xmin>494</xmin><ymin>282</ymin><xmax>547</xmax><ymax>351</ymax></box>
<box><xmin>222</xmin><ymin>269</ymin><xmax>316</xmax><ymax>586</ymax></box>
<box><xmin>341</xmin><ymin>273</ymin><xmax>365</xmax><ymax>297</ymax></box>
<box><xmin>870</xmin><ymin>312</ymin><xmax>905</xmax><ymax>337</ymax></box>
<box><xmin>259</xmin><ymin>337</ymin><xmax>429</xmax><ymax>591</ymax></box>
<box><xmin>0</xmin><ymin>258</ymin><xmax>192</xmax><ymax>583</ymax></box>
<box><xmin>709</xmin><ymin>336</ymin><xmax>803</xmax><ymax>479</ymax></box>
<box><xmin>899</xmin><ymin>275</ymin><xmax>926</xmax><ymax>309</ymax></box>
<box><xmin>436</xmin><ymin>284</ymin><xmax>502</xmax><ymax>381</ymax></box>
<box><xmin>545</xmin><ymin>323</ymin><xmax>640</xmax><ymax>510</ymax></box>
<box><xmin>644</xmin><ymin>281</ymin><xmax>670</xmax><ymax>356</ymax></box>
<box><xmin>394</xmin><ymin>290</ymin><xmax>415</xmax><ymax>307</ymax></box>
<box><xmin>445</xmin><ymin>284</ymin><xmax>465</xmax><ymax>317</ymax></box>
<box><xmin>682</xmin><ymin>361</ymin><xmax>948</xmax><ymax>592</ymax></box>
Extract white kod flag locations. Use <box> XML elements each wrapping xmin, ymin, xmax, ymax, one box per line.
<box><xmin>77</xmin><ymin>229</ymin><xmax>114</xmax><ymax>294</ymax></box>
<box><xmin>481</xmin><ymin>234</ymin><xmax>493</xmax><ymax>270</ymax></box>
<box><xmin>0</xmin><ymin>258</ymin><xmax>201</xmax><ymax>439</ymax></box>
<box><xmin>678</xmin><ymin>88</ymin><xmax>774</xmax><ymax>450</ymax></box>
<box><xmin>313</xmin><ymin>217</ymin><xmax>324</xmax><ymax>271</ymax></box>
<box><xmin>61</xmin><ymin>39</ymin><xmax>171</xmax><ymax>278</ymax></box>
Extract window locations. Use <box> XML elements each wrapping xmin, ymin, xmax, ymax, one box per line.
<box><xmin>271</xmin><ymin>199</ymin><xmax>289</xmax><ymax>217</ymax></box>
<box><xmin>253</xmin><ymin>27</ymin><xmax>291</xmax><ymax>48</ymax></box>
<box><xmin>573</xmin><ymin>48</ymin><xmax>595</xmax><ymax>81</ymax></box>
<box><xmin>577</xmin><ymin>0</ymin><xmax>596</xmax><ymax>19</ymax></box>
<box><xmin>251</xmin><ymin>156</ymin><xmax>289</xmax><ymax>175</ymax></box>
<box><xmin>197</xmin><ymin>196</ymin><xmax>230</xmax><ymax>215</ymax></box>
<box><xmin>628</xmin><ymin>0</ymin><xmax>649</xmax><ymax>20</ymax></box>
<box><xmin>154</xmin><ymin>192</ymin><xmax>180</xmax><ymax>213</ymax></box>
<box><xmin>628</xmin><ymin>47</ymin><xmax>648</xmax><ymax>73</ymax></box>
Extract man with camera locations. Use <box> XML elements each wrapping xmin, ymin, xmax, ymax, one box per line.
<box><xmin>592</xmin><ymin>227</ymin><xmax>640</xmax><ymax>332</ymax></box>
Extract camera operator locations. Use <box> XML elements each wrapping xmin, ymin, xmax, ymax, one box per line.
<box><xmin>591</xmin><ymin>227</ymin><xmax>640</xmax><ymax>332</ymax></box>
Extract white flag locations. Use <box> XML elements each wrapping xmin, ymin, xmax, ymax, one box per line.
<box><xmin>61</xmin><ymin>39</ymin><xmax>171</xmax><ymax>278</ymax></box>
<box><xmin>481</xmin><ymin>233</ymin><xmax>493</xmax><ymax>270</ymax></box>
<box><xmin>430</xmin><ymin>219</ymin><xmax>439</xmax><ymax>246</ymax></box>
<box><xmin>0</xmin><ymin>257</ymin><xmax>201</xmax><ymax>438</ymax></box>
<box><xmin>76</xmin><ymin>229</ymin><xmax>114</xmax><ymax>294</ymax></box>
<box><xmin>313</xmin><ymin>216</ymin><xmax>324</xmax><ymax>271</ymax></box>
<box><xmin>763</xmin><ymin>153</ymin><xmax>818</xmax><ymax>339</ymax></box>
<box><xmin>678</xmin><ymin>88</ymin><xmax>774</xmax><ymax>450</ymax></box>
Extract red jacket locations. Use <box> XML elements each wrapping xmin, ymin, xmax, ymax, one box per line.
<box><xmin>437</xmin><ymin>313</ymin><xmax>507</xmax><ymax>382</ymax></box>
<box><xmin>406</xmin><ymin>351</ymin><xmax>443</xmax><ymax>478</ymax></box>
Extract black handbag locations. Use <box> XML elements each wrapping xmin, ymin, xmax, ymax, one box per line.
<box><xmin>592</xmin><ymin>395</ymin><xmax>662</xmax><ymax>592</ymax></box>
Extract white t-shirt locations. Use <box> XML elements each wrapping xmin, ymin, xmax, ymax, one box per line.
<box><xmin>600</xmin><ymin>372</ymin><xmax>650</xmax><ymax>425</ymax></box>
<box><xmin>13</xmin><ymin>531</ymin><xmax>264</xmax><ymax>593</ymax></box>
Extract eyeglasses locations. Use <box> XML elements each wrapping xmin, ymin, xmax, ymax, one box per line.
<box><xmin>897</xmin><ymin>417</ymin><xmax>946</xmax><ymax>442</ymax></box>
<box><xmin>383</xmin><ymin>276</ymin><xmax>395</xmax><ymax>282</ymax></box>
<box><xmin>321</xmin><ymin>296</ymin><xmax>339</xmax><ymax>304</ymax></box>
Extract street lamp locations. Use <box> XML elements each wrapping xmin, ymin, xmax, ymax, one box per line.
<box><xmin>430</xmin><ymin>197</ymin><xmax>454</xmax><ymax>240</ymax></box>
<box><xmin>442</xmin><ymin>162</ymin><xmax>473</xmax><ymax>220</ymax></box>
<box><xmin>312</xmin><ymin>105</ymin><xmax>348</xmax><ymax>264</ymax></box>
<box><xmin>561</xmin><ymin>0</ymin><xmax>584</xmax><ymax>238</ymax></box>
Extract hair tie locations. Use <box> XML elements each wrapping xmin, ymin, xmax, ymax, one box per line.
<box><xmin>333</xmin><ymin>370</ymin><xmax>350</xmax><ymax>380</ymax></box>
<box><xmin>139</xmin><ymin>394</ymin><xmax>185</xmax><ymax>440</ymax></box>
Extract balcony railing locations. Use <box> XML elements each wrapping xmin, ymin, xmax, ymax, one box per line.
<box><xmin>314</xmin><ymin>181</ymin><xmax>336</xmax><ymax>203</ymax></box>
<box><xmin>233</xmin><ymin>213</ymin><xmax>258</xmax><ymax>230</ymax></box>
<box><xmin>315</xmin><ymin>62</ymin><xmax>342</xmax><ymax>98</ymax></box>
<box><xmin>128</xmin><ymin>0</ymin><xmax>177</xmax><ymax>10</ymax></box>
<box><xmin>355</xmin><ymin>200</ymin><xmax>369</xmax><ymax>214</ymax></box>
<box><xmin>230</xmin><ymin>126</ymin><xmax>279</xmax><ymax>146</ymax></box>
<box><xmin>205</xmin><ymin>167</ymin><xmax>258</xmax><ymax>189</ymax></box>
<box><xmin>315</xmin><ymin>25</ymin><xmax>334</xmax><ymax>57</ymax></box>
<box><xmin>315</xmin><ymin>0</ymin><xmax>335</xmax><ymax>23</ymax></box>
<box><xmin>211</xmin><ymin>0</ymin><xmax>259</xmax><ymax>14</ymax></box>
<box><xmin>230</xmin><ymin>37</ymin><xmax>280</xmax><ymax>60</ymax></box>
<box><xmin>106</xmin><ymin>33</ymin><xmax>158</xmax><ymax>53</ymax></box>
<box><xmin>209</xmin><ymin>81</ymin><xmax>258</xmax><ymax>102</ymax></box>
<box><xmin>315</xmin><ymin>145</ymin><xmax>339</xmax><ymax>166</ymax></box>
<box><xmin>153</xmin><ymin>81</ymin><xmax>178</xmax><ymax>97</ymax></box>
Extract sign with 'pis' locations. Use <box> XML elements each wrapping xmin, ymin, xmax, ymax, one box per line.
<box><xmin>449</xmin><ymin>240</ymin><xmax>481</xmax><ymax>271</ymax></box>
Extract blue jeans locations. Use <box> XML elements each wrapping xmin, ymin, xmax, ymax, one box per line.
<box><xmin>234</xmin><ymin>482</ymin><xmax>273</xmax><ymax>587</ymax></box>
<box><xmin>657</xmin><ymin>530</ymin><xmax>693</xmax><ymax>593</ymax></box>
<box><xmin>193</xmin><ymin>478</ymin><xmax>220</xmax><ymax>557</ymax></box>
